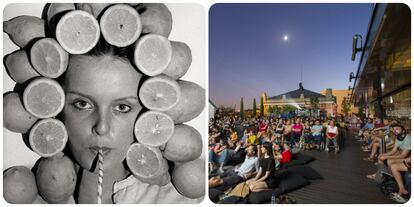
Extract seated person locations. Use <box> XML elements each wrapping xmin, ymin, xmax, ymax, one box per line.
<box><xmin>227</xmin><ymin>128</ymin><xmax>239</xmax><ymax>149</ymax></box>
<box><xmin>311</xmin><ymin>120</ymin><xmax>323</xmax><ymax>150</ymax></box>
<box><xmin>325</xmin><ymin>120</ymin><xmax>339</xmax><ymax>152</ymax></box>
<box><xmin>270</xmin><ymin>133</ymin><xmax>282</xmax><ymax>145</ymax></box>
<box><xmin>208</xmin><ymin>145</ymin><xmax>259</xmax><ymax>189</ymax></box>
<box><xmin>389</xmin><ymin>157</ymin><xmax>410</xmax><ymax>202</ymax></box>
<box><xmin>381</xmin><ymin>124</ymin><xmax>410</xmax><ymax>196</ymax></box>
<box><xmin>273</xmin><ymin>143</ymin><xmax>292</xmax><ymax>169</ymax></box>
<box><xmin>246</xmin><ymin>130</ymin><xmax>260</xmax><ymax>147</ymax></box>
<box><xmin>258</xmin><ymin>120</ymin><xmax>269</xmax><ymax>134</ymax></box>
<box><xmin>240</xmin><ymin>129</ymin><xmax>249</xmax><ymax>143</ymax></box>
<box><xmin>208</xmin><ymin>127</ymin><xmax>221</xmax><ymax>147</ymax></box>
<box><xmin>367</xmin><ymin>124</ymin><xmax>410</xmax><ymax>197</ymax></box>
<box><xmin>224</xmin><ymin>141</ymin><xmax>247</xmax><ymax>166</ymax></box>
<box><xmin>260</xmin><ymin>132</ymin><xmax>271</xmax><ymax>144</ymax></box>
<box><xmin>247</xmin><ymin>143</ymin><xmax>277</xmax><ymax>192</ymax></box>
<box><xmin>290</xmin><ymin>119</ymin><xmax>303</xmax><ymax>148</ymax></box>
<box><xmin>302</xmin><ymin>121</ymin><xmax>312</xmax><ymax>150</ymax></box>
<box><xmin>209</xmin><ymin>138</ymin><xmax>229</xmax><ymax>174</ymax></box>
<box><xmin>274</xmin><ymin>119</ymin><xmax>285</xmax><ymax>141</ymax></box>
<box><xmin>363</xmin><ymin>119</ymin><xmax>392</xmax><ymax>161</ymax></box>
<box><xmin>358</xmin><ymin>118</ymin><xmax>374</xmax><ymax>142</ymax></box>
<box><xmin>282</xmin><ymin>120</ymin><xmax>292</xmax><ymax>146</ymax></box>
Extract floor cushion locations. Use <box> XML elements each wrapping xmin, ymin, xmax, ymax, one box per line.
<box><xmin>287</xmin><ymin>165</ymin><xmax>323</xmax><ymax>180</ymax></box>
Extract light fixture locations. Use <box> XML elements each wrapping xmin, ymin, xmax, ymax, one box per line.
<box><xmin>349</xmin><ymin>72</ymin><xmax>357</xmax><ymax>82</ymax></box>
<box><xmin>352</xmin><ymin>34</ymin><xmax>363</xmax><ymax>61</ymax></box>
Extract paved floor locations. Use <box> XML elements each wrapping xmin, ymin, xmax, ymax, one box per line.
<box><xmin>287</xmin><ymin>129</ymin><xmax>396</xmax><ymax>204</ymax></box>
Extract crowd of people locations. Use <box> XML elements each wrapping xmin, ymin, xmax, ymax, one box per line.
<box><xmin>208</xmin><ymin>112</ymin><xmax>411</xmax><ymax>203</ymax></box>
<box><xmin>355</xmin><ymin>117</ymin><xmax>411</xmax><ymax>203</ymax></box>
<box><xmin>208</xmin><ymin>114</ymin><xmax>347</xmax><ymax>195</ymax></box>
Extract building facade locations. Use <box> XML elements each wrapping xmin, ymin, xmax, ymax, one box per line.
<box><xmin>264</xmin><ymin>83</ymin><xmax>337</xmax><ymax>117</ymax></box>
<box><xmin>208</xmin><ymin>99</ymin><xmax>217</xmax><ymax>120</ymax></box>
<box><xmin>350</xmin><ymin>4</ymin><xmax>410</xmax><ymax>129</ymax></box>
<box><xmin>320</xmin><ymin>89</ymin><xmax>358</xmax><ymax>115</ymax></box>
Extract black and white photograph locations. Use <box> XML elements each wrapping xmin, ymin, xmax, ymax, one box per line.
<box><xmin>208</xmin><ymin>3</ymin><xmax>411</xmax><ymax>204</ymax></box>
<box><xmin>2</xmin><ymin>2</ymin><xmax>206</xmax><ymax>204</ymax></box>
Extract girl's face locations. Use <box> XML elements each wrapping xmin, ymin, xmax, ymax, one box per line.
<box><xmin>63</xmin><ymin>55</ymin><xmax>142</xmax><ymax>172</ymax></box>
<box><xmin>260</xmin><ymin>146</ymin><xmax>267</xmax><ymax>154</ymax></box>
<box><xmin>273</xmin><ymin>144</ymin><xmax>280</xmax><ymax>151</ymax></box>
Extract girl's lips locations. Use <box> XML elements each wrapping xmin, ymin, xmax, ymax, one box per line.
<box><xmin>89</xmin><ymin>146</ymin><xmax>112</xmax><ymax>156</ymax></box>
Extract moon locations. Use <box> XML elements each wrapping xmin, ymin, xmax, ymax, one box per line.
<box><xmin>283</xmin><ymin>35</ymin><xmax>289</xmax><ymax>41</ymax></box>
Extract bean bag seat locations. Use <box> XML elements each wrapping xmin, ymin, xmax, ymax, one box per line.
<box><xmin>282</xmin><ymin>159</ymin><xmax>304</xmax><ymax>169</ymax></box>
<box><xmin>248</xmin><ymin>172</ymin><xmax>309</xmax><ymax>203</ymax></box>
<box><xmin>209</xmin><ymin>188</ymin><xmax>223</xmax><ymax>203</ymax></box>
<box><xmin>220</xmin><ymin>196</ymin><xmax>247</xmax><ymax>204</ymax></box>
<box><xmin>294</xmin><ymin>153</ymin><xmax>315</xmax><ymax>164</ymax></box>
<box><xmin>286</xmin><ymin>165</ymin><xmax>323</xmax><ymax>180</ymax></box>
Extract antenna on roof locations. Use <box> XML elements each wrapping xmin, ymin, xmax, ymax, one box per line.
<box><xmin>300</xmin><ymin>64</ymin><xmax>303</xmax><ymax>83</ymax></box>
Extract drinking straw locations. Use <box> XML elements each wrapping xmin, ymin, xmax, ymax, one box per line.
<box><xmin>97</xmin><ymin>148</ymin><xmax>103</xmax><ymax>204</ymax></box>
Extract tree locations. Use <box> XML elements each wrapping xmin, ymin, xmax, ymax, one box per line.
<box><xmin>268</xmin><ymin>106</ymin><xmax>274</xmax><ymax>114</ymax></box>
<box><xmin>282</xmin><ymin>104</ymin><xmax>296</xmax><ymax>113</ymax></box>
<box><xmin>268</xmin><ymin>106</ymin><xmax>281</xmax><ymax>117</ymax></box>
<box><xmin>310</xmin><ymin>97</ymin><xmax>319</xmax><ymax>117</ymax></box>
<box><xmin>252</xmin><ymin>98</ymin><xmax>257</xmax><ymax>117</ymax></box>
<box><xmin>260</xmin><ymin>95</ymin><xmax>264</xmax><ymax>117</ymax></box>
<box><xmin>341</xmin><ymin>97</ymin><xmax>351</xmax><ymax>116</ymax></box>
<box><xmin>274</xmin><ymin>106</ymin><xmax>281</xmax><ymax>115</ymax></box>
<box><xmin>240</xmin><ymin>97</ymin><xmax>244</xmax><ymax>120</ymax></box>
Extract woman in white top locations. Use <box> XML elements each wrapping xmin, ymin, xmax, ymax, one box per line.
<box><xmin>325</xmin><ymin>120</ymin><xmax>339</xmax><ymax>153</ymax></box>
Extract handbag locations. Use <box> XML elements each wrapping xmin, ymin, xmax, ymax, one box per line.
<box><xmin>228</xmin><ymin>181</ymin><xmax>250</xmax><ymax>198</ymax></box>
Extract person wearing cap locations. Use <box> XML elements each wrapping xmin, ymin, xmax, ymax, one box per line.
<box><xmin>366</xmin><ymin>123</ymin><xmax>410</xmax><ymax>200</ymax></box>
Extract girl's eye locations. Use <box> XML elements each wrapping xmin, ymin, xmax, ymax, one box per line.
<box><xmin>114</xmin><ymin>104</ymin><xmax>132</xmax><ymax>113</ymax></box>
<box><xmin>73</xmin><ymin>100</ymin><xmax>93</xmax><ymax>110</ymax></box>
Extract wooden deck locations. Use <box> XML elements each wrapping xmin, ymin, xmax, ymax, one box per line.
<box><xmin>287</xmin><ymin>129</ymin><xmax>396</xmax><ymax>204</ymax></box>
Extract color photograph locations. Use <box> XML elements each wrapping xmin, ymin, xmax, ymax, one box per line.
<box><xmin>208</xmin><ymin>3</ymin><xmax>410</xmax><ymax>204</ymax></box>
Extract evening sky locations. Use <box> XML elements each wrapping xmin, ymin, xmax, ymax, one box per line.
<box><xmin>209</xmin><ymin>3</ymin><xmax>373</xmax><ymax>109</ymax></box>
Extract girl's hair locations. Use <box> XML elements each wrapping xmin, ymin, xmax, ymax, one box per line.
<box><xmin>262</xmin><ymin>143</ymin><xmax>273</xmax><ymax>157</ymax></box>
<box><xmin>59</xmin><ymin>39</ymin><xmax>134</xmax><ymax>85</ymax></box>
<box><xmin>83</xmin><ymin>39</ymin><xmax>133</xmax><ymax>63</ymax></box>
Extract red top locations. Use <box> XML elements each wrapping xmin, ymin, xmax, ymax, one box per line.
<box><xmin>292</xmin><ymin>124</ymin><xmax>303</xmax><ymax>134</ymax></box>
<box><xmin>281</xmin><ymin>150</ymin><xmax>292</xmax><ymax>163</ymax></box>
<box><xmin>259</xmin><ymin>122</ymin><xmax>268</xmax><ymax>133</ymax></box>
